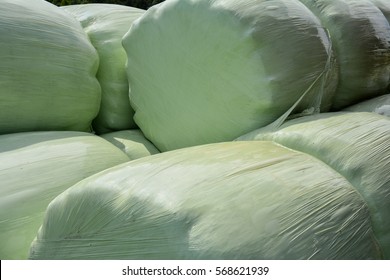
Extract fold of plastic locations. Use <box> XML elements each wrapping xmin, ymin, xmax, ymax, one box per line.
<box><xmin>299</xmin><ymin>0</ymin><xmax>390</xmax><ymax>110</ymax></box>
<box><xmin>62</xmin><ymin>4</ymin><xmax>145</xmax><ymax>134</ymax></box>
<box><xmin>237</xmin><ymin>112</ymin><xmax>390</xmax><ymax>258</ymax></box>
<box><xmin>29</xmin><ymin>141</ymin><xmax>381</xmax><ymax>260</ymax></box>
<box><xmin>0</xmin><ymin>0</ymin><xmax>101</xmax><ymax>134</ymax></box>
<box><xmin>122</xmin><ymin>0</ymin><xmax>337</xmax><ymax>152</ymax></box>
<box><xmin>100</xmin><ymin>130</ymin><xmax>160</xmax><ymax>160</ymax></box>
<box><xmin>343</xmin><ymin>94</ymin><xmax>390</xmax><ymax>117</ymax></box>
<box><xmin>0</xmin><ymin>131</ymin><xmax>129</xmax><ymax>259</ymax></box>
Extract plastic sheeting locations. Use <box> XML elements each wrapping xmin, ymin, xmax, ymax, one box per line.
<box><xmin>0</xmin><ymin>131</ymin><xmax>129</xmax><ymax>259</ymax></box>
<box><xmin>29</xmin><ymin>141</ymin><xmax>381</xmax><ymax>260</ymax></box>
<box><xmin>0</xmin><ymin>0</ymin><xmax>101</xmax><ymax>135</ymax></box>
<box><xmin>237</xmin><ymin>112</ymin><xmax>390</xmax><ymax>258</ymax></box>
<box><xmin>299</xmin><ymin>0</ymin><xmax>390</xmax><ymax>110</ymax></box>
<box><xmin>62</xmin><ymin>4</ymin><xmax>145</xmax><ymax>134</ymax></box>
<box><xmin>122</xmin><ymin>0</ymin><xmax>337</xmax><ymax>152</ymax></box>
<box><xmin>343</xmin><ymin>94</ymin><xmax>390</xmax><ymax>117</ymax></box>
<box><xmin>100</xmin><ymin>130</ymin><xmax>160</xmax><ymax>160</ymax></box>
<box><xmin>370</xmin><ymin>0</ymin><xmax>390</xmax><ymax>23</ymax></box>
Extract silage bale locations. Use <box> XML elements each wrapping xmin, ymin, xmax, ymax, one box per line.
<box><xmin>29</xmin><ymin>142</ymin><xmax>380</xmax><ymax>260</ymax></box>
<box><xmin>62</xmin><ymin>4</ymin><xmax>145</xmax><ymax>134</ymax></box>
<box><xmin>299</xmin><ymin>0</ymin><xmax>390</xmax><ymax>110</ymax></box>
<box><xmin>122</xmin><ymin>0</ymin><xmax>337</xmax><ymax>152</ymax></box>
<box><xmin>0</xmin><ymin>0</ymin><xmax>101</xmax><ymax>134</ymax></box>
<box><xmin>237</xmin><ymin>112</ymin><xmax>390</xmax><ymax>258</ymax></box>
<box><xmin>0</xmin><ymin>131</ymin><xmax>129</xmax><ymax>259</ymax></box>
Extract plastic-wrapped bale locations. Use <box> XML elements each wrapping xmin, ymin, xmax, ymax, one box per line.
<box><xmin>299</xmin><ymin>0</ymin><xmax>390</xmax><ymax>110</ymax></box>
<box><xmin>122</xmin><ymin>0</ymin><xmax>337</xmax><ymax>152</ymax></box>
<box><xmin>0</xmin><ymin>0</ymin><xmax>100</xmax><ymax>135</ymax></box>
<box><xmin>343</xmin><ymin>95</ymin><xmax>390</xmax><ymax>117</ymax></box>
<box><xmin>370</xmin><ymin>0</ymin><xmax>390</xmax><ymax>22</ymax></box>
<box><xmin>237</xmin><ymin>112</ymin><xmax>390</xmax><ymax>258</ymax></box>
<box><xmin>100</xmin><ymin>130</ymin><xmax>160</xmax><ymax>160</ymax></box>
<box><xmin>29</xmin><ymin>141</ymin><xmax>381</xmax><ymax>260</ymax></box>
<box><xmin>0</xmin><ymin>131</ymin><xmax>129</xmax><ymax>259</ymax></box>
<box><xmin>62</xmin><ymin>4</ymin><xmax>145</xmax><ymax>134</ymax></box>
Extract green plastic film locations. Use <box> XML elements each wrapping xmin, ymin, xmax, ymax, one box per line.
<box><xmin>0</xmin><ymin>131</ymin><xmax>129</xmax><ymax>259</ymax></box>
<box><xmin>100</xmin><ymin>129</ymin><xmax>160</xmax><ymax>160</ymax></box>
<box><xmin>62</xmin><ymin>4</ymin><xmax>145</xmax><ymax>134</ymax></box>
<box><xmin>343</xmin><ymin>94</ymin><xmax>390</xmax><ymax>117</ymax></box>
<box><xmin>299</xmin><ymin>0</ymin><xmax>390</xmax><ymax>109</ymax></box>
<box><xmin>238</xmin><ymin>112</ymin><xmax>390</xmax><ymax>257</ymax></box>
<box><xmin>0</xmin><ymin>0</ymin><xmax>101</xmax><ymax>134</ymax></box>
<box><xmin>122</xmin><ymin>0</ymin><xmax>337</xmax><ymax>151</ymax></box>
<box><xmin>29</xmin><ymin>142</ymin><xmax>380</xmax><ymax>259</ymax></box>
